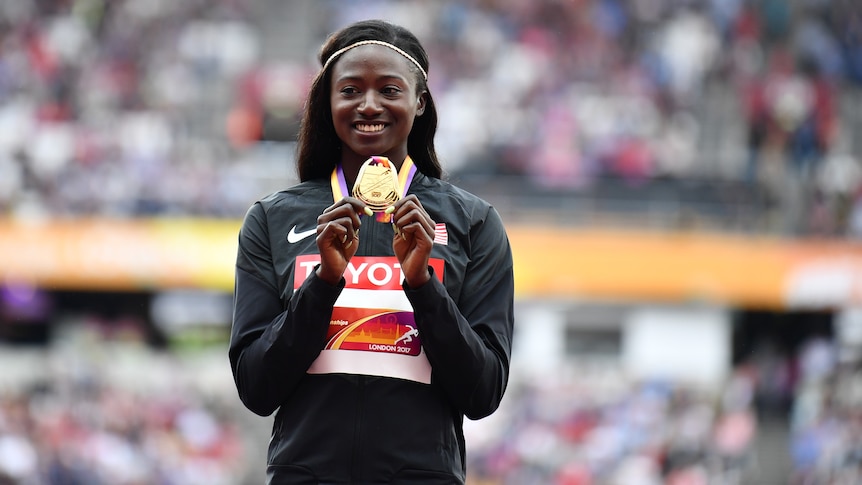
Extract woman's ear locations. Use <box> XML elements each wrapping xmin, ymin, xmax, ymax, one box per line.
<box><xmin>416</xmin><ymin>92</ymin><xmax>427</xmax><ymax>116</ymax></box>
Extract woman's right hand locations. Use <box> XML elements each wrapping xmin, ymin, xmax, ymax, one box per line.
<box><xmin>315</xmin><ymin>197</ymin><xmax>368</xmax><ymax>285</ymax></box>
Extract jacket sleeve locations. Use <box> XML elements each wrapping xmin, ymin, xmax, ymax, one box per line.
<box><xmin>228</xmin><ymin>202</ymin><xmax>344</xmax><ymax>416</ymax></box>
<box><xmin>404</xmin><ymin>205</ymin><xmax>514</xmax><ymax>420</ymax></box>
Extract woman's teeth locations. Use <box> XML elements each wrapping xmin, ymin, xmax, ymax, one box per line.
<box><xmin>356</xmin><ymin>124</ymin><xmax>384</xmax><ymax>132</ymax></box>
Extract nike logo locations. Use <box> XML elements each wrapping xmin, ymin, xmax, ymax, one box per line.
<box><xmin>287</xmin><ymin>225</ymin><xmax>317</xmax><ymax>244</ymax></box>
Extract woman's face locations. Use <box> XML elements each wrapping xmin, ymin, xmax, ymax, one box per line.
<box><xmin>329</xmin><ymin>44</ymin><xmax>426</xmax><ymax>166</ymax></box>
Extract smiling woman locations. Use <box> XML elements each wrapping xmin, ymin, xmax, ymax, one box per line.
<box><xmin>296</xmin><ymin>20</ymin><xmax>441</xmax><ymax>184</ymax></box>
<box><xmin>327</xmin><ymin>42</ymin><xmax>427</xmax><ymax>172</ymax></box>
<box><xmin>228</xmin><ymin>19</ymin><xmax>514</xmax><ymax>485</ymax></box>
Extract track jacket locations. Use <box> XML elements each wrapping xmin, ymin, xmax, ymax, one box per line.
<box><xmin>229</xmin><ymin>169</ymin><xmax>515</xmax><ymax>484</ymax></box>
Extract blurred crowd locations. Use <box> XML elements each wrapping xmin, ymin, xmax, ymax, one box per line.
<box><xmin>788</xmin><ymin>365</ymin><xmax>862</xmax><ymax>485</ymax></box>
<box><xmin>787</xmin><ymin>338</ymin><xmax>862</xmax><ymax>485</ymax></box>
<box><xmin>463</xmin><ymin>334</ymin><xmax>862</xmax><ymax>485</ymax></box>
<box><xmin>0</xmin><ymin>0</ymin><xmax>271</xmax><ymax>219</ymax></box>
<box><xmin>328</xmin><ymin>0</ymin><xmax>862</xmax><ymax>236</ymax></box>
<box><xmin>0</xmin><ymin>318</ymin><xmax>250</xmax><ymax>485</ymax></box>
<box><xmin>0</xmin><ymin>0</ymin><xmax>860</xmax><ymax>236</ymax></box>
<box><xmin>465</xmin><ymin>366</ymin><xmax>759</xmax><ymax>485</ymax></box>
<box><xmin>0</xmin><ymin>315</ymin><xmax>859</xmax><ymax>485</ymax></box>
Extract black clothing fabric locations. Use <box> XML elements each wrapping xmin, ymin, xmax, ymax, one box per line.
<box><xmin>230</xmin><ymin>171</ymin><xmax>514</xmax><ymax>484</ymax></box>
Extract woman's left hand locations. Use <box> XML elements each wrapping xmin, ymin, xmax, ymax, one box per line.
<box><xmin>389</xmin><ymin>194</ymin><xmax>434</xmax><ymax>287</ymax></box>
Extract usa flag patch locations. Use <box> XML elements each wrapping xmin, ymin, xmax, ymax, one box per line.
<box><xmin>433</xmin><ymin>223</ymin><xmax>448</xmax><ymax>245</ymax></box>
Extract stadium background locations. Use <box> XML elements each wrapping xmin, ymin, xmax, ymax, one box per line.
<box><xmin>1</xmin><ymin>0</ymin><xmax>861</xmax><ymax>483</ymax></box>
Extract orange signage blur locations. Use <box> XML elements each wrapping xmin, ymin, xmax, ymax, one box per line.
<box><xmin>509</xmin><ymin>226</ymin><xmax>862</xmax><ymax>308</ymax></box>
<box><xmin>0</xmin><ymin>218</ymin><xmax>238</xmax><ymax>291</ymax></box>
<box><xmin>1</xmin><ymin>218</ymin><xmax>861</xmax><ymax>309</ymax></box>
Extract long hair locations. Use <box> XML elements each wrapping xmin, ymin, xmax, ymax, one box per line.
<box><xmin>296</xmin><ymin>19</ymin><xmax>441</xmax><ymax>181</ymax></box>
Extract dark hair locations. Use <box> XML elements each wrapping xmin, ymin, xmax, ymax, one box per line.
<box><xmin>296</xmin><ymin>19</ymin><xmax>441</xmax><ymax>181</ymax></box>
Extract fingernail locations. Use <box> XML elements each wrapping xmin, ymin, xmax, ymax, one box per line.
<box><xmin>364</xmin><ymin>207</ymin><xmax>374</xmax><ymax>217</ymax></box>
<box><xmin>345</xmin><ymin>239</ymin><xmax>353</xmax><ymax>249</ymax></box>
<box><xmin>384</xmin><ymin>206</ymin><xmax>395</xmax><ymax>214</ymax></box>
<box><xmin>342</xmin><ymin>234</ymin><xmax>348</xmax><ymax>243</ymax></box>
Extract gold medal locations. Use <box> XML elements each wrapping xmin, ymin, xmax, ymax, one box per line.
<box><xmin>352</xmin><ymin>157</ymin><xmax>400</xmax><ymax>212</ymax></box>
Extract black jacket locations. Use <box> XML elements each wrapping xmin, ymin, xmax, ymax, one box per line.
<box><xmin>229</xmin><ymin>171</ymin><xmax>514</xmax><ymax>484</ymax></box>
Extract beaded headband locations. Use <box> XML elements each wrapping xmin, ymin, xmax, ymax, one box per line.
<box><xmin>321</xmin><ymin>40</ymin><xmax>428</xmax><ymax>81</ymax></box>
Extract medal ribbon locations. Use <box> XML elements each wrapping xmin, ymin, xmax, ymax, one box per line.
<box><xmin>331</xmin><ymin>156</ymin><xmax>417</xmax><ymax>222</ymax></box>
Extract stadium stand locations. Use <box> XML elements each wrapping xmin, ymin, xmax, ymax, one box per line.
<box><xmin>0</xmin><ymin>0</ymin><xmax>861</xmax><ymax>483</ymax></box>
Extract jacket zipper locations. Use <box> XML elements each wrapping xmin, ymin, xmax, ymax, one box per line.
<box><xmin>350</xmin><ymin>376</ymin><xmax>366</xmax><ymax>481</ymax></box>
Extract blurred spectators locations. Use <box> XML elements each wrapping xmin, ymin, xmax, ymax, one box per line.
<box><xmin>463</xmin><ymin>365</ymin><xmax>759</xmax><ymax>485</ymax></box>
<box><xmin>0</xmin><ymin>0</ymin><xmax>290</xmax><ymax>219</ymax></box>
<box><xmin>788</xmin><ymin>341</ymin><xmax>862</xmax><ymax>485</ymax></box>
<box><xmin>461</xmin><ymin>331</ymin><xmax>862</xmax><ymax>485</ymax></box>
<box><xmin>323</xmin><ymin>0</ymin><xmax>862</xmax><ymax>236</ymax></box>
<box><xmin>0</xmin><ymin>317</ymin><xmax>250</xmax><ymax>484</ymax></box>
<box><xmin>0</xmin><ymin>0</ymin><xmax>860</xmax><ymax>231</ymax></box>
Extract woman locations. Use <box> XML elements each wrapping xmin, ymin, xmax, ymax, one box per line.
<box><xmin>229</xmin><ymin>19</ymin><xmax>514</xmax><ymax>484</ymax></box>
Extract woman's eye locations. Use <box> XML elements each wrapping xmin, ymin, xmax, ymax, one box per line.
<box><xmin>340</xmin><ymin>86</ymin><xmax>359</xmax><ymax>95</ymax></box>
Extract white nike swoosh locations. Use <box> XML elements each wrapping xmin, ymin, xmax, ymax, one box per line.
<box><xmin>287</xmin><ymin>225</ymin><xmax>317</xmax><ymax>243</ymax></box>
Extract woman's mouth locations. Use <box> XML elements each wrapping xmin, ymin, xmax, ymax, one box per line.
<box><xmin>355</xmin><ymin>123</ymin><xmax>385</xmax><ymax>133</ymax></box>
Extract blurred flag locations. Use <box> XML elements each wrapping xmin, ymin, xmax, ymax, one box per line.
<box><xmin>434</xmin><ymin>223</ymin><xmax>448</xmax><ymax>245</ymax></box>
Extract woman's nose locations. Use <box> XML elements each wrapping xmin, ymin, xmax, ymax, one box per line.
<box><xmin>357</xmin><ymin>92</ymin><xmax>382</xmax><ymax>114</ymax></box>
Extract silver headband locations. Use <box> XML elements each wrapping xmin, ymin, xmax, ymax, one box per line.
<box><xmin>321</xmin><ymin>40</ymin><xmax>428</xmax><ymax>81</ymax></box>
